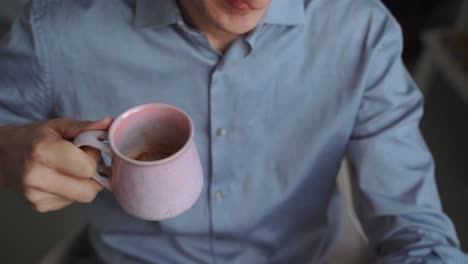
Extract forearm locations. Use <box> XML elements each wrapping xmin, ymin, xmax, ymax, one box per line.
<box><xmin>365</xmin><ymin>213</ymin><xmax>468</xmax><ymax>263</ymax></box>
<box><xmin>350</xmin><ymin>117</ymin><xmax>467</xmax><ymax>262</ymax></box>
<box><xmin>350</xmin><ymin>127</ymin><xmax>467</xmax><ymax>262</ymax></box>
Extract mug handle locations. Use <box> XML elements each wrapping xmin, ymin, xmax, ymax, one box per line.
<box><xmin>73</xmin><ymin>131</ymin><xmax>113</xmax><ymax>191</ymax></box>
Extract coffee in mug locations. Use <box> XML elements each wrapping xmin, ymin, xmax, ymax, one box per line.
<box><xmin>127</xmin><ymin>143</ymin><xmax>179</xmax><ymax>161</ymax></box>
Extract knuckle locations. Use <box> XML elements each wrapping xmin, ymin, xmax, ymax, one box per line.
<box><xmin>78</xmin><ymin>188</ymin><xmax>98</xmax><ymax>203</ymax></box>
<box><xmin>82</xmin><ymin>161</ymin><xmax>97</xmax><ymax>178</ymax></box>
<box><xmin>22</xmin><ymin>165</ymin><xmax>38</xmax><ymax>187</ymax></box>
<box><xmin>22</xmin><ymin>172</ymin><xmax>32</xmax><ymax>187</ymax></box>
<box><xmin>22</xmin><ymin>159</ymin><xmax>34</xmax><ymax>175</ymax></box>
<box><xmin>29</xmin><ymin>140</ymin><xmax>48</xmax><ymax>164</ymax></box>
<box><xmin>23</xmin><ymin>169</ymin><xmax>50</xmax><ymax>190</ymax></box>
<box><xmin>36</xmin><ymin>121</ymin><xmax>55</xmax><ymax>134</ymax></box>
<box><xmin>34</xmin><ymin>204</ymin><xmax>50</xmax><ymax>213</ymax></box>
<box><xmin>29</xmin><ymin>201</ymin><xmax>47</xmax><ymax>213</ymax></box>
<box><xmin>23</xmin><ymin>188</ymin><xmax>38</xmax><ymax>202</ymax></box>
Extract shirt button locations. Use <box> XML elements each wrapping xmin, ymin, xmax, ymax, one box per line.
<box><xmin>216</xmin><ymin>128</ymin><xmax>227</xmax><ymax>137</ymax></box>
<box><xmin>215</xmin><ymin>191</ymin><xmax>224</xmax><ymax>202</ymax></box>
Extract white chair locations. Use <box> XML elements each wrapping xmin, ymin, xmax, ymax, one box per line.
<box><xmin>413</xmin><ymin>0</ymin><xmax>468</xmax><ymax>198</ymax></box>
<box><xmin>0</xmin><ymin>0</ymin><xmax>29</xmax><ymax>34</ymax></box>
<box><xmin>414</xmin><ymin>0</ymin><xmax>468</xmax><ymax>101</ymax></box>
<box><xmin>325</xmin><ymin>159</ymin><xmax>374</xmax><ymax>264</ymax></box>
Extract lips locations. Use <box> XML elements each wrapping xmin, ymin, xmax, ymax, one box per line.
<box><xmin>225</xmin><ymin>0</ymin><xmax>270</xmax><ymax>11</ymax></box>
<box><xmin>242</xmin><ymin>0</ymin><xmax>271</xmax><ymax>10</ymax></box>
<box><xmin>226</xmin><ymin>0</ymin><xmax>250</xmax><ymax>11</ymax></box>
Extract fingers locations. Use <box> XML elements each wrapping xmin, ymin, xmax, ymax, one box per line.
<box><xmin>30</xmin><ymin>117</ymin><xmax>109</xmax><ymax>179</ymax></box>
<box><xmin>24</xmin><ymin>187</ymin><xmax>73</xmax><ymax>212</ymax></box>
<box><xmin>2</xmin><ymin>117</ymin><xmax>111</xmax><ymax>213</ymax></box>
<box><xmin>31</xmin><ymin>197</ymin><xmax>74</xmax><ymax>213</ymax></box>
<box><xmin>36</xmin><ymin>199</ymin><xmax>73</xmax><ymax>213</ymax></box>
<box><xmin>49</xmin><ymin>116</ymin><xmax>113</xmax><ymax>140</ymax></box>
<box><xmin>25</xmin><ymin>186</ymin><xmax>64</xmax><ymax>202</ymax></box>
<box><xmin>32</xmin><ymin>140</ymin><xmax>102</xmax><ymax>179</ymax></box>
<box><xmin>81</xmin><ymin>146</ymin><xmax>103</xmax><ymax>165</ymax></box>
<box><xmin>23</xmin><ymin>165</ymin><xmax>103</xmax><ymax>204</ymax></box>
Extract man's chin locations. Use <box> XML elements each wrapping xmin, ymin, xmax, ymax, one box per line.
<box><xmin>218</xmin><ymin>21</ymin><xmax>260</xmax><ymax>35</ymax></box>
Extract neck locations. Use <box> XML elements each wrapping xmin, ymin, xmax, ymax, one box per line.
<box><xmin>207</xmin><ymin>33</ymin><xmax>239</xmax><ymax>54</ymax></box>
<box><xmin>177</xmin><ymin>1</ymin><xmax>239</xmax><ymax>53</ymax></box>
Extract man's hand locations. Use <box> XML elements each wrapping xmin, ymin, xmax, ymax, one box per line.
<box><xmin>0</xmin><ymin>117</ymin><xmax>113</xmax><ymax>212</ymax></box>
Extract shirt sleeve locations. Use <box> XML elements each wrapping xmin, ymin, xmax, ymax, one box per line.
<box><xmin>0</xmin><ymin>2</ymin><xmax>53</xmax><ymax>126</ymax></box>
<box><xmin>347</xmin><ymin>14</ymin><xmax>468</xmax><ymax>263</ymax></box>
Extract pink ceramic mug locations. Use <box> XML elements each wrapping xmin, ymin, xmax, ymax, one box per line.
<box><xmin>73</xmin><ymin>103</ymin><xmax>203</xmax><ymax>220</ymax></box>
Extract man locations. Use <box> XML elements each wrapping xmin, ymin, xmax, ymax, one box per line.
<box><xmin>0</xmin><ymin>0</ymin><xmax>466</xmax><ymax>263</ymax></box>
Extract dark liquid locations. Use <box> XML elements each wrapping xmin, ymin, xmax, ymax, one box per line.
<box><xmin>127</xmin><ymin>143</ymin><xmax>178</xmax><ymax>161</ymax></box>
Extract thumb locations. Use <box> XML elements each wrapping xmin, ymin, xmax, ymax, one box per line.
<box><xmin>49</xmin><ymin>117</ymin><xmax>113</xmax><ymax>140</ymax></box>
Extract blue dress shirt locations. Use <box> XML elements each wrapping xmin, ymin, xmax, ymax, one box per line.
<box><xmin>1</xmin><ymin>0</ymin><xmax>467</xmax><ymax>263</ymax></box>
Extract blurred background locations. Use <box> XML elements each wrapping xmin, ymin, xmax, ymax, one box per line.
<box><xmin>0</xmin><ymin>0</ymin><xmax>467</xmax><ymax>263</ymax></box>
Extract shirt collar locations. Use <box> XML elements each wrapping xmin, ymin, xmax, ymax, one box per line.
<box><xmin>134</xmin><ymin>0</ymin><xmax>305</xmax><ymax>29</ymax></box>
<box><xmin>134</xmin><ymin>0</ymin><xmax>183</xmax><ymax>29</ymax></box>
<box><xmin>262</xmin><ymin>0</ymin><xmax>305</xmax><ymax>26</ymax></box>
